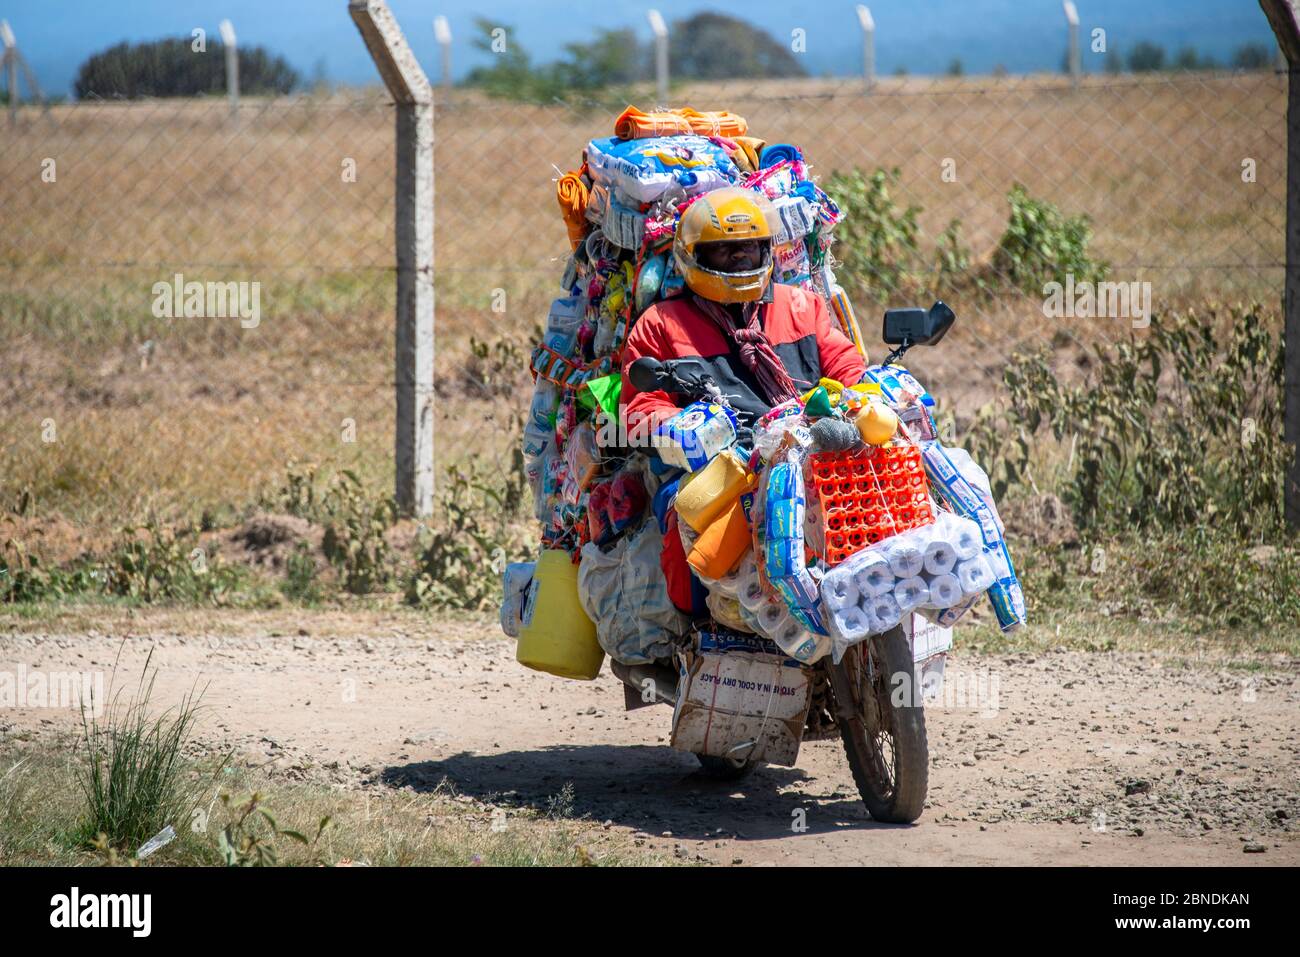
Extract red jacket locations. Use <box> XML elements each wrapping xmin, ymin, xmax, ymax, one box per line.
<box><xmin>620</xmin><ymin>283</ymin><xmax>866</xmax><ymax>432</ymax></box>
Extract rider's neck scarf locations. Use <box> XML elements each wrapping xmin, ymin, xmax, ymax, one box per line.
<box><xmin>691</xmin><ymin>292</ymin><xmax>799</xmax><ymax>407</ymax></box>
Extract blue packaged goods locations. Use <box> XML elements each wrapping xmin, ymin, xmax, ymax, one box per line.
<box><xmin>765</xmin><ymin>537</ymin><xmax>802</xmax><ymax>578</ymax></box>
<box><xmin>765</xmin><ymin>496</ymin><xmax>804</xmax><ymax>540</ymax></box>
<box><xmin>585</xmin><ymin>135</ymin><xmax>739</xmax><ymax>204</ymax></box>
<box><xmin>920</xmin><ymin>440</ymin><xmax>1026</xmax><ymax>633</ymax></box>
<box><xmin>863</xmin><ymin>364</ymin><xmax>937</xmax><ymax>409</ymax></box>
<box><xmin>656</xmin><ymin>402</ymin><xmax>738</xmax><ymax>471</ymax></box>
<box><xmin>769</xmin><ymin>194</ymin><xmax>817</xmax><ymax>246</ymax></box>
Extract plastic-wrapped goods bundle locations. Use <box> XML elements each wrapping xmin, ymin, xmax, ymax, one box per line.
<box><xmin>744</xmin><ymin>596</ymin><xmax>831</xmax><ymax>664</ymax></box>
<box><xmin>705</xmin><ymin>588</ymin><xmax>751</xmax><ymax>632</ymax></box>
<box><xmin>523</xmin><ymin>379</ymin><xmax>559</xmax><ymax>460</ymax></box>
<box><xmin>499</xmin><ymin>562</ymin><xmax>536</xmax><ymax>638</ymax></box>
<box><xmin>656</xmin><ymin>402</ymin><xmax>738</xmax><ymax>471</ymax></box>
<box><xmin>818</xmin><ymin>513</ymin><xmax>998</xmax><ymax>661</ymax></box>
<box><xmin>585</xmin><ymin>135</ymin><xmax>739</xmax><ymax>204</ymax></box>
<box><xmin>920</xmin><ymin>442</ymin><xmax>1026</xmax><ymax>632</ymax></box>
<box><xmin>761</xmin><ymin>459</ymin><xmax>827</xmax><ymax>636</ymax></box>
<box><xmin>735</xmin><ymin>551</ymin><xmax>767</xmax><ymax>612</ymax></box>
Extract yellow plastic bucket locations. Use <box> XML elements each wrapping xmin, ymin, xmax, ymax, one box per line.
<box><xmin>516</xmin><ymin>549</ymin><xmax>605</xmax><ymax>680</ymax></box>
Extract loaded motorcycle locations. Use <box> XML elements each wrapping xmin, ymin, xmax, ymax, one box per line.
<box><xmin>604</xmin><ymin>303</ymin><xmax>958</xmax><ymax>825</ymax></box>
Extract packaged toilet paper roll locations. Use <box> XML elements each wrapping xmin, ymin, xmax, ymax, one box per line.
<box><xmin>713</xmin><ymin>562</ymin><xmax>743</xmax><ymax>598</ymax></box>
<box><xmin>949</xmin><ymin>513</ymin><xmax>983</xmax><ymax>561</ymax></box>
<box><xmin>922</xmin><ymin>537</ymin><xmax>957</xmax><ymax>576</ymax></box>
<box><xmin>757</xmin><ymin>601</ymin><xmax>787</xmax><ymax>634</ymax></box>
<box><xmin>956</xmin><ymin>555</ymin><xmax>995</xmax><ymax>595</ymax></box>
<box><xmin>821</xmin><ymin>572</ymin><xmax>860</xmax><ymax>611</ymax></box>
<box><xmin>774</xmin><ymin>616</ymin><xmax>821</xmax><ymax>662</ymax></box>
<box><xmin>894</xmin><ymin>575</ymin><xmax>929</xmax><ymax>613</ymax></box>
<box><xmin>886</xmin><ymin>542</ymin><xmax>924</xmax><ymax>579</ymax></box>
<box><xmin>737</xmin><ymin>556</ymin><xmax>767</xmax><ymax>611</ymax></box>
<box><xmin>928</xmin><ymin>572</ymin><xmax>963</xmax><ymax>608</ymax></box>
<box><xmin>866</xmin><ymin>592</ymin><xmax>902</xmax><ymax>632</ymax></box>
<box><xmin>851</xmin><ymin>554</ymin><xmax>895</xmax><ymax>597</ymax></box>
<box><xmin>831</xmin><ymin>604</ymin><xmax>871</xmax><ymax>643</ymax></box>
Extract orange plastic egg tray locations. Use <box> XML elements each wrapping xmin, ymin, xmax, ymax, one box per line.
<box><xmin>808</xmin><ymin>446</ymin><xmax>934</xmax><ymax>565</ymax></box>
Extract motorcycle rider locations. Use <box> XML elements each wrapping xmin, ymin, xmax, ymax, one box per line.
<box><xmin>621</xmin><ymin>187</ymin><xmax>866</xmax><ymax>438</ymax></box>
<box><xmin>613</xmin><ymin>187</ymin><xmax>866</xmax><ymax>687</ymax></box>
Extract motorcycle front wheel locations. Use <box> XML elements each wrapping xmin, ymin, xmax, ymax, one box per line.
<box><xmin>826</xmin><ymin>625</ymin><xmax>929</xmax><ymax>823</ymax></box>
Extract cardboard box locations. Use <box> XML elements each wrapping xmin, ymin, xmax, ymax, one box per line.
<box><xmin>670</xmin><ymin>631</ymin><xmax>812</xmax><ymax>767</ymax></box>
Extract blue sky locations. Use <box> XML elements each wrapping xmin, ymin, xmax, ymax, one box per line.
<box><xmin>3</xmin><ymin>0</ymin><xmax>1277</xmax><ymax>98</ymax></box>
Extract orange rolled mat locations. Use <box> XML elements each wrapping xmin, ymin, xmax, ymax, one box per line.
<box><xmin>614</xmin><ymin>105</ymin><xmax>749</xmax><ymax>140</ymax></box>
<box><xmin>556</xmin><ymin>170</ymin><xmax>589</xmax><ymax>250</ymax></box>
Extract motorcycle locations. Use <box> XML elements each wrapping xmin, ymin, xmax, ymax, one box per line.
<box><xmin>615</xmin><ymin>302</ymin><xmax>957</xmax><ymax>824</ymax></box>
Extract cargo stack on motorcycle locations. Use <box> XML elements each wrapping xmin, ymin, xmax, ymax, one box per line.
<box><xmin>499</xmin><ymin>105</ymin><xmax>1025</xmax><ymax>770</ymax></box>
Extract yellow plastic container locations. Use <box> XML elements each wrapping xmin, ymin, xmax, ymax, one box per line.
<box><xmin>516</xmin><ymin>550</ymin><xmax>605</xmax><ymax>680</ymax></box>
<box><xmin>675</xmin><ymin>449</ymin><xmax>754</xmax><ymax>533</ymax></box>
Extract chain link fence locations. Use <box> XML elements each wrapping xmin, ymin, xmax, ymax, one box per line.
<box><xmin>436</xmin><ymin>71</ymin><xmax>1284</xmax><ymax>410</ymax></box>
<box><xmin>2</xmin><ymin>96</ymin><xmax>396</xmax><ymax>527</ymax></box>
<box><xmin>0</xmin><ymin>69</ymin><xmax>1286</xmax><ymax>532</ymax></box>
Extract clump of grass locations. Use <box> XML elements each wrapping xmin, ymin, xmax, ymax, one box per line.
<box><xmin>74</xmin><ymin>648</ymin><xmax>216</xmax><ymax>851</ymax></box>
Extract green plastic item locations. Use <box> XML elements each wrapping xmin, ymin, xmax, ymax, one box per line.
<box><xmin>803</xmin><ymin>385</ymin><xmax>834</xmax><ymax>419</ymax></box>
<box><xmin>578</xmin><ymin>373</ymin><xmax>622</xmax><ymax>423</ymax></box>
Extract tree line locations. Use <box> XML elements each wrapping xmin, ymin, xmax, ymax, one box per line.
<box><xmin>74</xmin><ymin>37</ymin><xmax>299</xmax><ymax>99</ymax></box>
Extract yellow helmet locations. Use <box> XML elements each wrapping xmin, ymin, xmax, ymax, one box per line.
<box><xmin>673</xmin><ymin>187</ymin><xmax>776</xmax><ymax>303</ymax></box>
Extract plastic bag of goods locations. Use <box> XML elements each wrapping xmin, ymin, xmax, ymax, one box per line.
<box><xmin>578</xmin><ymin>520</ymin><xmax>688</xmax><ymax>664</ymax></box>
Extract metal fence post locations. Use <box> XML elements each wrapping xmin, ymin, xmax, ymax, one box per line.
<box><xmin>349</xmin><ymin>0</ymin><xmax>435</xmax><ymax>517</ymax></box>
<box><xmin>1260</xmin><ymin>0</ymin><xmax>1300</xmax><ymax>529</ymax></box>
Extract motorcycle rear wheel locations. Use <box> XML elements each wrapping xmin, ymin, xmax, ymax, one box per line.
<box><xmin>827</xmin><ymin>626</ymin><xmax>929</xmax><ymax>823</ymax></box>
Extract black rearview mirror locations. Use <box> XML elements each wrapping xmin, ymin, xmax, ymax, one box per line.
<box><xmin>882</xmin><ymin>300</ymin><xmax>956</xmax><ymax>347</ymax></box>
<box><xmin>628</xmin><ymin>356</ymin><xmax>665</xmax><ymax>393</ymax></box>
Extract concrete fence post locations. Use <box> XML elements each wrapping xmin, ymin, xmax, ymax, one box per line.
<box><xmin>856</xmin><ymin>6</ymin><xmax>875</xmax><ymax>92</ymax></box>
<box><xmin>219</xmin><ymin>19</ymin><xmax>239</xmax><ymax>116</ymax></box>
<box><xmin>1259</xmin><ymin>0</ymin><xmax>1300</xmax><ymax>529</ymax></box>
<box><xmin>349</xmin><ymin>0</ymin><xmax>435</xmax><ymax>517</ymax></box>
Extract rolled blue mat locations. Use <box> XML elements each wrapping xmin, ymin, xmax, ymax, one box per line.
<box><xmin>759</xmin><ymin>143</ymin><xmax>803</xmax><ymax>168</ymax></box>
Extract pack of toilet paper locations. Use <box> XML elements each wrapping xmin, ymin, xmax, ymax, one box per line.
<box><xmin>732</xmin><ymin>551</ymin><xmax>831</xmax><ymax>663</ymax></box>
<box><xmin>818</xmin><ymin>511</ymin><xmax>996</xmax><ymax>661</ymax></box>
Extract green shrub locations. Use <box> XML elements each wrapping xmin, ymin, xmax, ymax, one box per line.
<box><xmin>280</xmin><ymin>543</ymin><xmax>322</xmax><ymax>604</ymax></box>
<box><xmin>103</xmin><ymin>519</ymin><xmax>244</xmax><ymax>603</ymax></box>
<box><xmin>824</xmin><ymin>167</ymin><xmax>922</xmax><ymax>299</ymax></box>
<box><xmin>318</xmin><ymin>471</ymin><xmax>398</xmax><ymax>596</ymax></box>
<box><xmin>969</xmin><ymin>304</ymin><xmax>1289</xmax><ymax>538</ymax></box>
<box><xmin>935</xmin><ymin>218</ymin><xmax>971</xmax><ymax>277</ymax></box>
<box><xmin>992</xmin><ymin>183</ymin><xmax>1107</xmax><ymax>291</ymax></box>
<box><xmin>0</xmin><ymin>539</ymin><xmax>97</xmax><ymax>603</ymax></box>
<box><xmin>1092</xmin><ymin>530</ymin><xmax>1300</xmax><ymax>629</ymax></box>
<box><xmin>265</xmin><ymin>463</ymin><xmax>398</xmax><ymax>596</ymax></box>
<box><xmin>407</xmin><ymin>453</ymin><xmax>531</xmax><ymax>611</ymax></box>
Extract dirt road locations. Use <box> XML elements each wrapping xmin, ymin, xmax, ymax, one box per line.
<box><xmin>2</xmin><ymin>611</ymin><xmax>1296</xmax><ymax>865</ymax></box>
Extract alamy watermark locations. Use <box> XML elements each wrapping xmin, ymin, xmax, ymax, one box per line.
<box><xmin>1042</xmin><ymin>273</ymin><xmax>1151</xmax><ymax>329</ymax></box>
<box><xmin>151</xmin><ymin>272</ymin><xmax>261</xmax><ymax>329</ymax></box>
<box><xmin>0</xmin><ymin>665</ymin><xmax>104</xmax><ymax>715</ymax></box>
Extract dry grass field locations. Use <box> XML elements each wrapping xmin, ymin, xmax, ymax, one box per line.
<box><xmin>0</xmin><ymin>71</ymin><xmax>1286</xmax><ymax>538</ymax></box>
